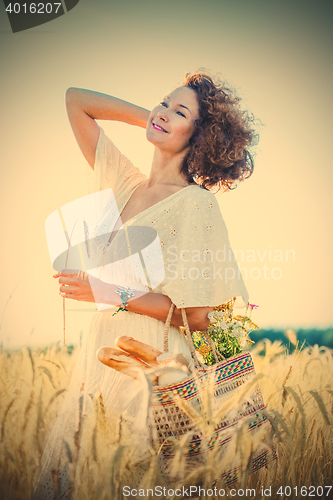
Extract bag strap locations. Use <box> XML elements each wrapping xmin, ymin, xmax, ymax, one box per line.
<box><xmin>163</xmin><ymin>302</ymin><xmax>221</xmax><ymax>370</ymax></box>
<box><xmin>203</xmin><ymin>331</ymin><xmax>225</xmax><ymax>362</ymax></box>
<box><xmin>163</xmin><ymin>303</ymin><xmax>175</xmax><ymax>352</ymax></box>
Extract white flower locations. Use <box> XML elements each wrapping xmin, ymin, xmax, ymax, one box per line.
<box><xmin>217</xmin><ymin>319</ymin><xmax>228</xmax><ymax>330</ymax></box>
<box><xmin>240</xmin><ymin>337</ymin><xmax>250</xmax><ymax>350</ymax></box>
<box><xmin>229</xmin><ymin>326</ymin><xmax>244</xmax><ymax>339</ymax></box>
<box><xmin>208</xmin><ymin>311</ymin><xmax>225</xmax><ymax>323</ymax></box>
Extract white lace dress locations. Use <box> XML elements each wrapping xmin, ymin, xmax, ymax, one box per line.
<box><xmin>33</xmin><ymin>126</ymin><xmax>249</xmax><ymax>498</ymax></box>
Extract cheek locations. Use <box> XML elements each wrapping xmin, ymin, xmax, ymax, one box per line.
<box><xmin>147</xmin><ymin>110</ymin><xmax>155</xmax><ymax>125</ymax></box>
<box><xmin>176</xmin><ymin>123</ymin><xmax>195</xmax><ymax>142</ymax></box>
<box><xmin>145</xmin><ymin>111</ymin><xmax>155</xmax><ymax>138</ymax></box>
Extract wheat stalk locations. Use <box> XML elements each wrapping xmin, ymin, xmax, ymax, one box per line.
<box><xmin>62</xmin><ymin>218</ymin><xmax>87</xmax><ymax>347</ymax></box>
<box><xmin>1</xmin><ymin>340</ymin><xmax>332</xmax><ymax>498</ymax></box>
<box><xmin>83</xmin><ymin>219</ymin><xmax>90</xmax><ymax>259</ymax></box>
<box><xmin>0</xmin><ymin>284</ymin><xmax>19</xmax><ymax>350</ymax></box>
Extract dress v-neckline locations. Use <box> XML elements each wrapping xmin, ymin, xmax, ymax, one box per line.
<box><xmin>119</xmin><ymin>183</ymin><xmax>198</xmax><ymax>227</ymax></box>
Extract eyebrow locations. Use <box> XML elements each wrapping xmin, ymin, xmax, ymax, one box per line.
<box><xmin>165</xmin><ymin>96</ymin><xmax>192</xmax><ymax>115</ymax></box>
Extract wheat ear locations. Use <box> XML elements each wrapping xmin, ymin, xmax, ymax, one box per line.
<box><xmin>62</xmin><ymin>219</ymin><xmax>83</xmax><ymax>347</ymax></box>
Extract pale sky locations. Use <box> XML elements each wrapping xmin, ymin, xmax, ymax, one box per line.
<box><xmin>0</xmin><ymin>0</ymin><xmax>332</xmax><ymax>348</ymax></box>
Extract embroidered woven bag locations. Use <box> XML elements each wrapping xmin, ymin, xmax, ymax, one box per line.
<box><xmin>150</xmin><ymin>303</ymin><xmax>276</xmax><ymax>483</ymax></box>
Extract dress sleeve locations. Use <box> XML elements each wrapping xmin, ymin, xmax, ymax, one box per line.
<box><xmin>162</xmin><ymin>189</ymin><xmax>249</xmax><ymax>309</ymax></box>
<box><xmin>93</xmin><ymin>126</ymin><xmax>146</xmax><ymax>202</ymax></box>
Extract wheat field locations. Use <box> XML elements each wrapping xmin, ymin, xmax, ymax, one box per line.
<box><xmin>0</xmin><ymin>339</ymin><xmax>332</xmax><ymax>500</ymax></box>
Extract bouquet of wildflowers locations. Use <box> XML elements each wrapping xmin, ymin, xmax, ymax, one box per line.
<box><xmin>191</xmin><ymin>299</ymin><xmax>259</xmax><ymax>366</ymax></box>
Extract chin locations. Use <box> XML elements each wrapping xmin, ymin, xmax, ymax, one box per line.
<box><xmin>145</xmin><ymin>128</ymin><xmax>154</xmax><ymax>145</ymax></box>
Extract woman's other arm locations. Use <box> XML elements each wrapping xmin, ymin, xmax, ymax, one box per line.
<box><xmin>126</xmin><ymin>291</ymin><xmax>213</xmax><ymax>332</ymax></box>
<box><xmin>65</xmin><ymin>87</ymin><xmax>150</xmax><ymax>169</ymax></box>
<box><xmin>54</xmin><ymin>270</ymin><xmax>212</xmax><ymax>331</ymax></box>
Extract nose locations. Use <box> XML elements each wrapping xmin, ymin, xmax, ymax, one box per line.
<box><xmin>157</xmin><ymin>109</ymin><xmax>168</xmax><ymax>122</ymax></box>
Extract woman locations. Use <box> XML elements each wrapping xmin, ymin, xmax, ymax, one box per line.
<box><xmin>34</xmin><ymin>72</ymin><xmax>256</xmax><ymax>498</ymax></box>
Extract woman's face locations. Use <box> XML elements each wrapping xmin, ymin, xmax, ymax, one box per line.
<box><xmin>146</xmin><ymin>86</ymin><xmax>199</xmax><ymax>155</ymax></box>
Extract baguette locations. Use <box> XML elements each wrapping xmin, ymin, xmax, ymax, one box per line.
<box><xmin>115</xmin><ymin>336</ymin><xmax>162</xmax><ymax>365</ymax></box>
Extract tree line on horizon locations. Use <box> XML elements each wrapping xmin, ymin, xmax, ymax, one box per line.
<box><xmin>250</xmin><ymin>327</ymin><xmax>333</xmax><ymax>350</ymax></box>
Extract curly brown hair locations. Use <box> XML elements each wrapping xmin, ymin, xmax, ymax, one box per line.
<box><xmin>181</xmin><ymin>72</ymin><xmax>257</xmax><ymax>191</ymax></box>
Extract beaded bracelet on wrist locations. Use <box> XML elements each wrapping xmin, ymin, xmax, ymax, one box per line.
<box><xmin>112</xmin><ymin>285</ymin><xmax>136</xmax><ymax>316</ymax></box>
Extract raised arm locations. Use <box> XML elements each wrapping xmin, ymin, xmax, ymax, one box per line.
<box><xmin>65</xmin><ymin>87</ymin><xmax>150</xmax><ymax>169</ymax></box>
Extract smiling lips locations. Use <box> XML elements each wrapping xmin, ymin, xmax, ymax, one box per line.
<box><xmin>152</xmin><ymin>122</ymin><xmax>168</xmax><ymax>133</ymax></box>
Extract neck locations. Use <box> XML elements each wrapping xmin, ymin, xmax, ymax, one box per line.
<box><xmin>147</xmin><ymin>147</ymin><xmax>189</xmax><ymax>188</ymax></box>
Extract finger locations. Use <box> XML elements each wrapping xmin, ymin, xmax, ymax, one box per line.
<box><xmin>54</xmin><ymin>273</ymin><xmax>77</xmax><ymax>279</ymax></box>
<box><xmin>59</xmin><ymin>285</ymin><xmax>79</xmax><ymax>292</ymax></box>
<box><xmin>53</xmin><ymin>269</ymin><xmax>82</xmax><ymax>278</ymax></box>
<box><xmin>58</xmin><ymin>277</ymin><xmax>83</xmax><ymax>285</ymax></box>
<box><xmin>59</xmin><ymin>292</ymin><xmax>77</xmax><ymax>300</ymax></box>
